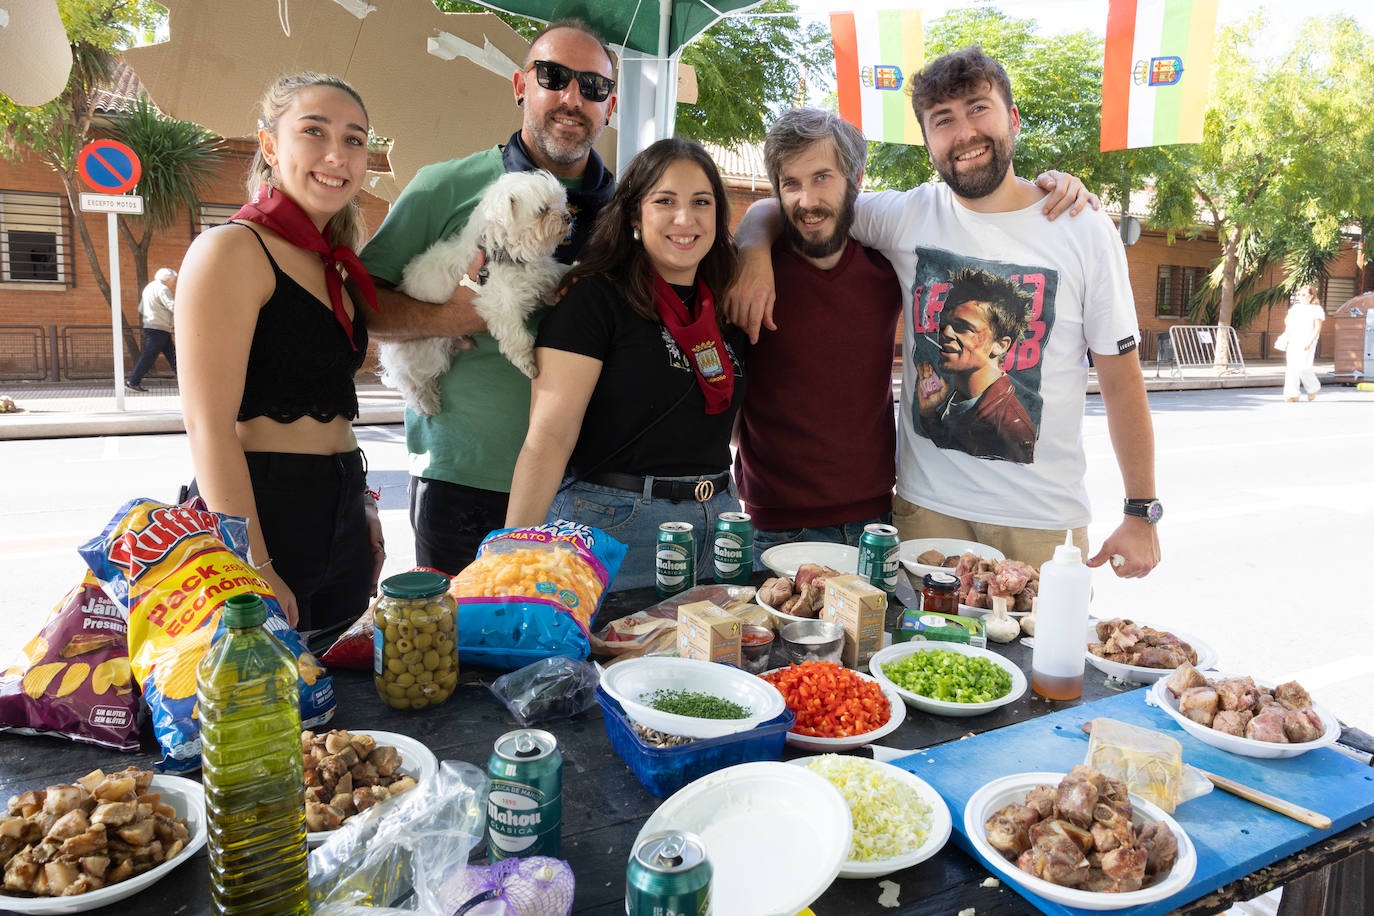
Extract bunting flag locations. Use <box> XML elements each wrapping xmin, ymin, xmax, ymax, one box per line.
<box><xmin>831</xmin><ymin>10</ymin><xmax>925</xmax><ymax>146</ymax></box>
<box><xmin>1101</xmin><ymin>0</ymin><xmax>1218</xmax><ymax>151</ymax></box>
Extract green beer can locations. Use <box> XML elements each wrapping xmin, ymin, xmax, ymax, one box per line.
<box><xmin>655</xmin><ymin>522</ymin><xmax>696</xmax><ymax>598</ymax></box>
<box><xmin>487</xmin><ymin>728</ymin><xmax>562</xmax><ymax>862</ymax></box>
<box><xmin>857</xmin><ymin>522</ymin><xmax>901</xmax><ymax>594</ymax></box>
<box><xmin>712</xmin><ymin>512</ymin><xmax>754</xmax><ymax>584</ymax></box>
<box><xmin>626</xmin><ymin>831</ymin><xmax>712</xmax><ymax>916</ymax></box>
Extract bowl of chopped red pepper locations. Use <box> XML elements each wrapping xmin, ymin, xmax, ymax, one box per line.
<box><xmin>760</xmin><ymin>662</ymin><xmax>906</xmax><ymax>751</ymax></box>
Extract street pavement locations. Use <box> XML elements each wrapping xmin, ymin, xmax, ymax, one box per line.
<box><xmin>3</xmin><ymin>362</ymin><xmax>1372</xmax><ymax>737</ymax></box>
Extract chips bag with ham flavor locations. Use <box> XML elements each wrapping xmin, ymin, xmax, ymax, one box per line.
<box><xmin>0</xmin><ymin>571</ymin><xmax>140</xmax><ymax>751</ymax></box>
<box><xmin>79</xmin><ymin>497</ymin><xmax>335</xmax><ymax>772</ymax></box>
<box><xmin>449</xmin><ymin>521</ymin><xmax>626</xmax><ymax>670</ymax></box>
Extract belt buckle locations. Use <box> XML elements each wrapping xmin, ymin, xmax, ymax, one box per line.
<box><xmin>694</xmin><ymin>479</ymin><xmax>714</xmax><ymax>503</ymax></box>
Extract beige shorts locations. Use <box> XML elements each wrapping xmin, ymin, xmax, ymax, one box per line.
<box><xmin>892</xmin><ymin>494</ymin><xmax>1087</xmax><ymax>568</ymax></box>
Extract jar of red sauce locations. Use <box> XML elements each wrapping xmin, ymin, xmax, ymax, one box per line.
<box><xmin>921</xmin><ymin>572</ymin><xmax>961</xmax><ymax>616</ymax></box>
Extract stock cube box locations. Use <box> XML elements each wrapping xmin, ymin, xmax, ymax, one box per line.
<box><xmin>821</xmin><ymin>574</ymin><xmax>887</xmax><ymax>668</ymax></box>
<box><xmin>676</xmin><ymin>600</ymin><xmax>742</xmax><ymax>666</ymax></box>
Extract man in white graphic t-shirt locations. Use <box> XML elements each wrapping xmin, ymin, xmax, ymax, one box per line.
<box><xmin>732</xmin><ymin>47</ymin><xmax>1160</xmax><ymax>576</ymax></box>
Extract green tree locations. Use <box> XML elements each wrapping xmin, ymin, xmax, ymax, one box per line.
<box><xmin>108</xmin><ymin>96</ymin><xmax>225</xmax><ymax>296</ymax></box>
<box><xmin>436</xmin><ymin>0</ymin><xmax>831</xmax><ymax>148</ymax></box>
<box><xmin>1150</xmin><ymin>13</ymin><xmax>1374</xmax><ymax>364</ymax></box>
<box><xmin>0</xmin><ymin>0</ymin><xmax>164</xmax><ymax>354</ymax></box>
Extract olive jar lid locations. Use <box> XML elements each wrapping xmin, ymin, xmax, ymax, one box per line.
<box><xmin>380</xmin><ymin>569</ymin><xmax>451</xmax><ymax>599</ymax></box>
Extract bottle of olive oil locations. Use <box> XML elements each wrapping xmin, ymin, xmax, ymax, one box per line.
<box><xmin>197</xmin><ymin>593</ymin><xmax>309</xmax><ymax>915</ymax></box>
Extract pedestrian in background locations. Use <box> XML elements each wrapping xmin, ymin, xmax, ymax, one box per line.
<box><xmin>1280</xmin><ymin>284</ymin><xmax>1324</xmax><ymax>402</ymax></box>
<box><xmin>126</xmin><ymin>267</ymin><xmax>177</xmax><ymax>391</ymax></box>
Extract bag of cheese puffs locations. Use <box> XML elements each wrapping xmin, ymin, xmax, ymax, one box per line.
<box><xmin>79</xmin><ymin>497</ymin><xmax>335</xmax><ymax>772</ymax></box>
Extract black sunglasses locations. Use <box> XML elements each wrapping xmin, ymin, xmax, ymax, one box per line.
<box><xmin>528</xmin><ymin>60</ymin><xmax>615</xmax><ymax>102</ymax></box>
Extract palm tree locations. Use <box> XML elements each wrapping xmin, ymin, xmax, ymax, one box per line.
<box><xmin>109</xmin><ymin>95</ymin><xmax>225</xmax><ymax>297</ymax></box>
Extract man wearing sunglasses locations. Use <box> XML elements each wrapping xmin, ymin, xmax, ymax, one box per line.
<box><xmin>362</xmin><ymin>19</ymin><xmax>618</xmax><ymax>575</ymax></box>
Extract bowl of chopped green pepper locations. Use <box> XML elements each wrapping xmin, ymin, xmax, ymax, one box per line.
<box><xmin>867</xmin><ymin>641</ymin><xmax>1026</xmax><ymax>717</ymax></box>
<box><xmin>601</xmin><ymin>657</ymin><xmax>787</xmax><ymax>738</ymax></box>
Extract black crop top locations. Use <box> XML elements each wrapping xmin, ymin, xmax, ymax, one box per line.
<box><xmin>229</xmin><ymin>222</ymin><xmax>366</xmax><ymax>423</ymax></box>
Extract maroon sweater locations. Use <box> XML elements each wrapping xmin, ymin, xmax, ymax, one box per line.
<box><xmin>734</xmin><ymin>238</ymin><xmax>902</xmax><ymax>529</ymax></box>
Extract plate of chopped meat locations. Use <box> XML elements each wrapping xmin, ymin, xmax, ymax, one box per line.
<box><xmin>897</xmin><ymin>538</ymin><xmax>1005</xmax><ymax>580</ymax></box>
<box><xmin>0</xmin><ymin>770</ymin><xmax>204</xmax><ymax>913</ymax></box>
<box><xmin>1150</xmin><ymin>666</ymin><xmax>1340</xmax><ymax>759</ymax></box>
<box><xmin>304</xmin><ymin>729</ymin><xmax>435</xmax><ymax>847</ymax></box>
<box><xmin>1085</xmin><ymin>619</ymin><xmax>1218</xmax><ymax>684</ymax></box>
<box><xmin>966</xmin><ymin>768</ymin><xmax>1196</xmax><ymax>911</ymax></box>
<box><xmin>758</xmin><ymin>543</ymin><xmax>857</xmax><ymax>579</ymax></box>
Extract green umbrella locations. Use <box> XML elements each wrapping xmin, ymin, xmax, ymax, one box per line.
<box><xmin>471</xmin><ymin>0</ymin><xmax>764</xmax><ymax>57</ymax></box>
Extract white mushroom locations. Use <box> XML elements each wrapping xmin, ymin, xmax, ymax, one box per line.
<box><xmin>986</xmin><ymin>596</ymin><xmax>1021</xmax><ymax>643</ymax></box>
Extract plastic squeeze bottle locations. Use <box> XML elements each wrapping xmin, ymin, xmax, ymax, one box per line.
<box><xmin>197</xmin><ymin>593</ymin><xmax>310</xmax><ymax>915</ymax></box>
<box><xmin>1030</xmin><ymin>531</ymin><xmax>1093</xmax><ymax>700</ymax></box>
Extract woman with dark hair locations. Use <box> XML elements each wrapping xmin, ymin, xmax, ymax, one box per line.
<box><xmin>505</xmin><ymin>138</ymin><xmax>745</xmax><ymax>589</ymax></box>
<box><xmin>178</xmin><ymin>72</ymin><xmax>384</xmax><ymax>646</ymax></box>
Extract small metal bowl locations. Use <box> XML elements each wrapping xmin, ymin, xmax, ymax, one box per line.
<box><xmin>780</xmin><ymin>619</ymin><xmax>845</xmax><ymax>666</ymax></box>
<box><xmin>739</xmin><ymin>625</ymin><xmax>775</xmax><ymax>674</ymax></box>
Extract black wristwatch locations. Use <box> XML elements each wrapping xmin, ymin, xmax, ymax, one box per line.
<box><xmin>1123</xmin><ymin>498</ymin><xmax>1163</xmax><ymax>525</ymax></box>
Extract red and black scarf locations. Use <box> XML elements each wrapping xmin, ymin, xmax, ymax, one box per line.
<box><xmin>229</xmin><ymin>184</ymin><xmax>378</xmax><ymax>350</ymax></box>
<box><xmin>651</xmin><ymin>270</ymin><xmax>733</xmax><ymax>414</ymax></box>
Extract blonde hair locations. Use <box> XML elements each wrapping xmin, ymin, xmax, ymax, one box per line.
<box><xmin>247</xmin><ymin>72</ymin><xmax>369</xmax><ymax>250</ymax></box>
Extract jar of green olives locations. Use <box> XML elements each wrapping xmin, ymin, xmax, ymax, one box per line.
<box><xmin>373</xmin><ymin>570</ymin><xmax>458</xmax><ymax>710</ymax></box>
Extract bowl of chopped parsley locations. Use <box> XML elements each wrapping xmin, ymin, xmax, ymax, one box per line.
<box><xmin>601</xmin><ymin>657</ymin><xmax>787</xmax><ymax>738</ymax></box>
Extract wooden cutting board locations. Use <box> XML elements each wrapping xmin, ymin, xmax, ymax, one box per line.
<box><xmin>891</xmin><ymin>687</ymin><xmax>1374</xmax><ymax>916</ymax></box>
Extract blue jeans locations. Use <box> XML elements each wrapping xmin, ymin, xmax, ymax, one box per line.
<box><xmin>127</xmin><ymin>327</ymin><xmax>176</xmax><ymax>385</ymax></box>
<box><xmin>549</xmin><ymin>475</ymin><xmax>741</xmax><ymax>591</ymax></box>
<box><xmin>753</xmin><ymin>513</ymin><xmax>893</xmax><ymax>572</ymax></box>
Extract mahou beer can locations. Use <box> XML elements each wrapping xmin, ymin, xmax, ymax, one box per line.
<box><xmin>655</xmin><ymin>522</ymin><xmax>696</xmax><ymax>598</ymax></box>
<box><xmin>487</xmin><ymin>728</ymin><xmax>562</xmax><ymax>862</ymax></box>
<box><xmin>857</xmin><ymin>523</ymin><xmax>901</xmax><ymax>594</ymax></box>
<box><xmin>626</xmin><ymin>830</ymin><xmax>712</xmax><ymax>916</ymax></box>
<box><xmin>712</xmin><ymin>512</ymin><xmax>753</xmax><ymax>584</ymax></box>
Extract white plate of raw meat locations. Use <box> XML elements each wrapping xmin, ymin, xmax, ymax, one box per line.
<box><xmin>897</xmin><ymin>537</ymin><xmax>1005</xmax><ymax>579</ymax></box>
<box><xmin>1149</xmin><ymin>676</ymin><xmax>1340</xmax><ymax>759</ymax></box>
<box><xmin>758</xmin><ymin>542</ymin><xmax>858</xmax><ymax>578</ymax></box>
<box><xmin>966</xmin><ymin>772</ymin><xmax>1197</xmax><ymax>911</ymax></box>
<box><xmin>1084</xmin><ymin>621</ymin><xmax>1218</xmax><ymax>684</ymax></box>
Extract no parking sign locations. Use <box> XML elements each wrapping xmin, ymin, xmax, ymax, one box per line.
<box><xmin>77</xmin><ymin>139</ymin><xmax>141</xmax><ymax>195</ymax></box>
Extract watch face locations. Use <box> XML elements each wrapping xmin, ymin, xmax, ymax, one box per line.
<box><xmin>1147</xmin><ymin>500</ymin><xmax>1164</xmax><ymax>524</ymax></box>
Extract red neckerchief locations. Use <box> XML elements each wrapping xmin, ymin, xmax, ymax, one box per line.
<box><xmin>229</xmin><ymin>184</ymin><xmax>378</xmax><ymax>350</ymax></box>
<box><xmin>651</xmin><ymin>270</ymin><xmax>733</xmax><ymax>415</ymax></box>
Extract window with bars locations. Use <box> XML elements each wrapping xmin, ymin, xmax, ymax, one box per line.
<box><xmin>0</xmin><ymin>191</ymin><xmax>70</xmax><ymax>283</ymax></box>
<box><xmin>194</xmin><ymin>203</ymin><xmax>241</xmax><ymax>236</ymax></box>
<box><xmin>1155</xmin><ymin>264</ymin><xmax>1207</xmax><ymax>318</ymax></box>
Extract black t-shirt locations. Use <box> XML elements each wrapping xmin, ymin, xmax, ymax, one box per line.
<box><xmin>536</xmin><ymin>273</ymin><xmax>746</xmax><ymax>477</ymax></box>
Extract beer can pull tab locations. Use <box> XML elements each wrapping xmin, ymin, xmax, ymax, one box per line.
<box><xmin>514</xmin><ymin>732</ymin><xmax>540</xmax><ymax>757</ymax></box>
<box><xmin>651</xmin><ymin>832</ymin><xmax>688</xmax><ymax>868</ymax></box>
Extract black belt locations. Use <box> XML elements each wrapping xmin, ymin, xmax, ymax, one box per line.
<box><xmin>584</xmin><ymin>471</ymin><xmax>731</xmax><ymax>503</ymax></box>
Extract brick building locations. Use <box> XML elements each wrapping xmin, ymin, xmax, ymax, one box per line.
<box><xmin>1</xmin><ymin>76</ymin><xmax>1364</xmax><ymax>380</ymax></box>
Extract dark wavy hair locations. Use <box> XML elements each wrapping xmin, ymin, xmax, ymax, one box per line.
<box><xmin>566</xmin><ymin>138</ymin><xmax>737</xmax><ymax>324</ymax></box>
<box><xmin>943</xmin><ymin>267</ymin><xmax>1032</xmax><ymax>342</ymax></box>
<box><xmin>910</xmin><ymin>46</ymin><xmax>1015</xmax><ymax>142</ymax></box>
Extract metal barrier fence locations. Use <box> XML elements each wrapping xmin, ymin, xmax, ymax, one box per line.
<box><xmin>1165</xmin><ymin>325</ymin><xmax>1246</xmax><ymax>378</ymax></box>
<box><xmin>0</xmin><ymin>326</ymin><xmax>50</xmax><ymax>381</ymax></box>
<box><xmin>58</xmin><ymin>325</ymin><xmax>172</xmax><ymax>381</ymax></box>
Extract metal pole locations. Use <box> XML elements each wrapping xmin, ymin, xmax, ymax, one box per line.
<box><xmin>656</xmin><ymin>0</ymin><xmax>672</xmax><ymax>140</ymax></box>
<box><xmin>109</xmin><ymin>210</ymin><xmax>125</xmax><ymax>410</ymax></box>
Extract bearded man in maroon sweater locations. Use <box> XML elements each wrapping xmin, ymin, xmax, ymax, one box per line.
<box><xmin>731</xmin><ymin>109</ymin><xmax>904</xmax><ymax>561</ymax></box>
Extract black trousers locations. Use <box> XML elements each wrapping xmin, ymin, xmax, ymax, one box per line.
<box><xmin>408</xmin><ymin>476</ymin><xmax>509</xmax><ymax>576</ymax></box>
<box><xmin>192</xmin><ymin>449</ymin><xmax>371</xmax><ymax>650</ymax></box>
<box><xmin>127</xmin><ymin>327</ymin><xmax>176</xmax><ymax>385</ymax></box>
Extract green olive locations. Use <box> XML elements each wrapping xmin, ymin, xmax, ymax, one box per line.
<box><xmin>415</xmin><ymin>670</ymin><xmax>433</xmax><ymax>685</ymax></box>
<box><xmin>438</xmin><ymin>671</ymin><xmax>457</xmax><ymax>690</ymax></box>
<box><xmin>415</xmin><ymin>632</ymin><xmax>433</xmax><ymax>650</ymax></box>
<box><xmin>394</xmin><ymin>671</ymin><xmax>415</xmax><ymax>686</ymax></box>
<box><xmin>409</xmin><ymin>697</ymin><xmax>429</xmax><ymax>709</ymax></box>
<box><xmin>421</xmin><ymin>649</ymin><xmax>440</xmax><ymax>670</ymax></box>
<box><xmin>405</xmin><ymin>684</ymin><xmax>423</xmax><ymax>699</ymax></box>
<box><xmin>386</xmin><ymin>658</ymin><xmax>406</xmax><ymax>675</ymax></box>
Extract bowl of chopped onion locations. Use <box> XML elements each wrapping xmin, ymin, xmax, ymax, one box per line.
<box><xmin>792</xmin><ymin>754</ymin><xmax>952</xmax><ymax>878</ymax></box>
<box><xmin>600</xmin><ymin>657</ymin><xmax>786</xmax><ymax>739</ymax></box>
<box><xmin>760</xmin><ymin>662</ymin><xmax>905</xmax><ymax>751</ymax></box>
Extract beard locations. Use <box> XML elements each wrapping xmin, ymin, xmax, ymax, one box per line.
<box><xmin>781</xmin><ymin>182</ymin><xmax>859</xmax><ymax>260</ymax></box>
<box><xmin>527</xmin><ymin>107</ymin><xmax>601</xmax><ymax>165</ymax></box>
<box><xmin>933</xmin><ymin>130</ymin><xmax>1015</xmax><ymax>199</ymax></box>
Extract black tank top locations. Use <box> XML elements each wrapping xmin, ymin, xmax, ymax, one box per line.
<box><xmin>228</xmin><ymin>222</ymin><xmax>366</xmax><ymax>423</ymax></box>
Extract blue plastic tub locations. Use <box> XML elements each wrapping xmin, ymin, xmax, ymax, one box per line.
<box><xmin>596</xmin><ymin>685</ymin><xmax>794</xmax><ymax>798</ymax></box>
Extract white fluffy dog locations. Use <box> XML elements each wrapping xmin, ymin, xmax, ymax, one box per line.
<box><xmin>377</xmin><ymin>169</ymin><xmax>571</xmax><ymax>416</ymax></box>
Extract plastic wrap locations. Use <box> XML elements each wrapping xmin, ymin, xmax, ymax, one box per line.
<box><xmin>309</xmin><ymin>759</ymin><xmax>489</xmax><ymax>914</ymax></box>
<box><xmin>1084</xmin><ymin>717</ymin><xmax>1212</xmax><ymax>813</ymax></box>
<box><xmin>589</xmin><ymin>584</ymin><xmax>761</xmax><ymax>665</ymax></box>
<box><xmin>490</xmin><ymin>656</ymin><xmax>600</xmax><ymax>726</ymax></box>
